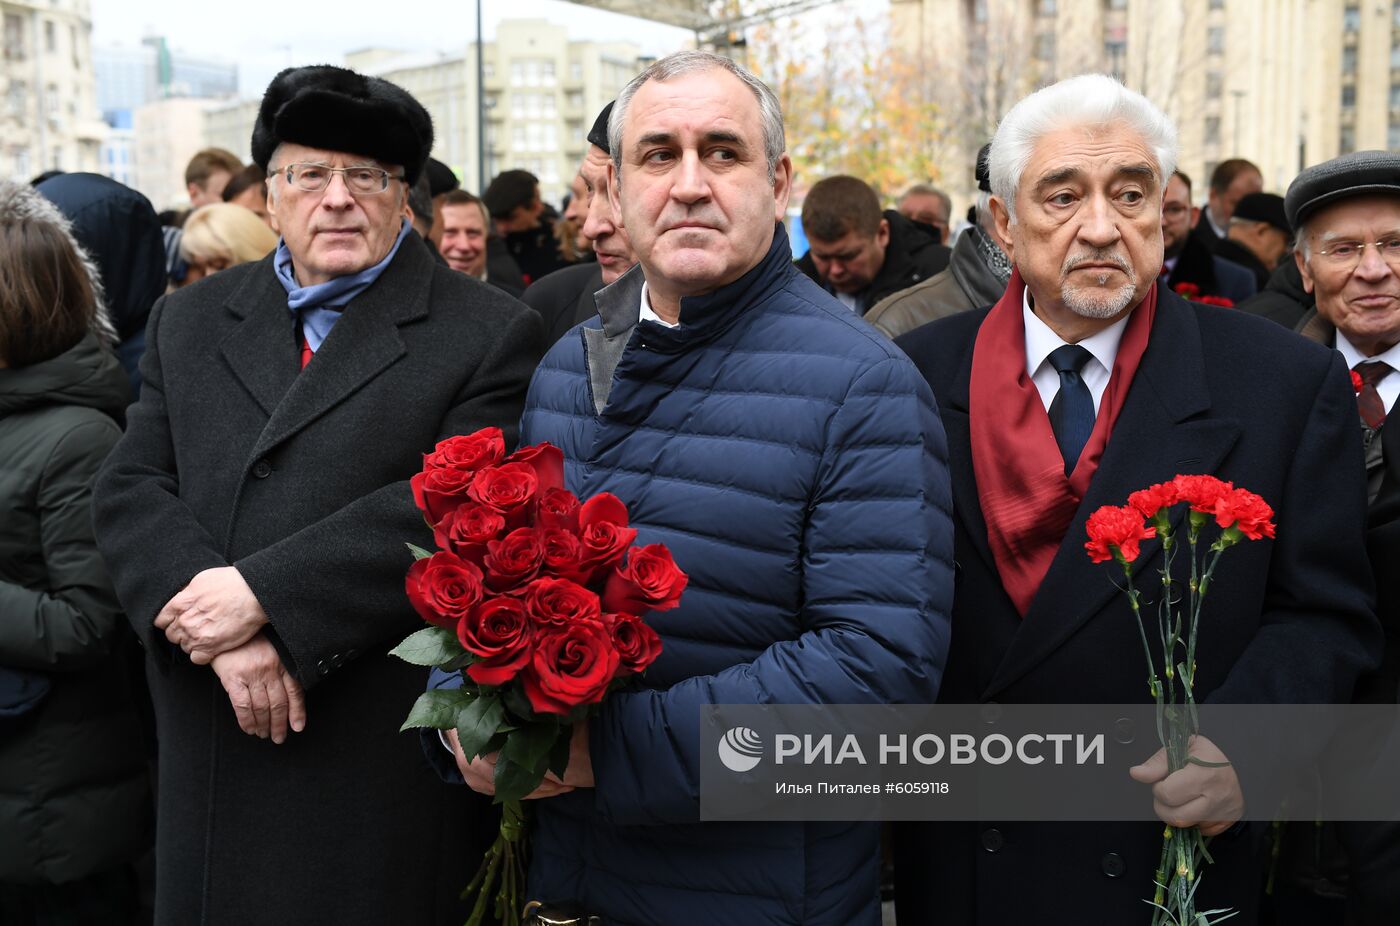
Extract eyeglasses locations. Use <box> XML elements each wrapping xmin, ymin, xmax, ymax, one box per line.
<box><xmin>1314</xmin><ymin>237</ymin><xmax>1400</xmax><ymax>270</ymax></box>
<box><xmin>1162</xmin><ymin>204</ymin><xmax>1191</xmax><ymax>220</ymax></box>
<box><xmin>274</xmin><ymin>163</ymin><xmax>402</xmax><ymax>194</ymax></box>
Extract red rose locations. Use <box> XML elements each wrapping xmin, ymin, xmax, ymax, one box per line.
<box><xmin>521</xmin><ymin>620</ymin><xmax>620</xmax><ymax>715</ymax></box>
<box><xmin>540</xmin><ymin>528</ymin><xmax>587</xmax><ymax>581</ymax></box>
<box><xmin>524</xmin><ymin>576</ymin><xmax>603</xmax><ymax>627</ymax></box>
<box><xmin>411</xmin><ymin>466</ymin><xmax>477</xmax><ymax>526</ymax></box>
<box><xmin>1213</xmin><ymin>487</ymin><xmax>1277</xmax><ymax>540</ymax></box>
<box><xmin>538</xmin><ymin>488</ymin><xmax>581</xmax><ymax>532</ymax></box>
<box><xmin>432</xmin><ymin>503</ymin><xmax>506</xmax><ymax>564</ymax></box>
<box><xmin>605</xmin><ymin>612</ymin><xmax>662</xmax><ymax>676</ymax></box>
<box><xmin>482</xmin><ymin>527</ymin><xmax>546</xmax><ymax>592</ymax></box>
<box><xmin>468</xmin><ymin>462</ymin><xmax>539</xmax><ymax>524</ymax></box>
<box><xmin>576</xmin><ymin>493</ymin><xmax>637</xmax><ymax>578</ymax></box>
<box><xmin>424</xmin><ymin>429</ymin><xmax>506</xmax><ymax>473</ymax></box>
<box><xmin>507</xmin><ymin>443</ymin><xmax>565</xmax><ymax>496</ymax></box>
<box><xmin>405</xmin><ymin>552</ymin><xmax>485</xmax><ymax>627</ymax></box>
<box><xmin>1171</xmin><ymin>474</ymin><xmax>1234</xmax><ymax>514</ymax></box>
<box><xmin>458</xmin><ymin>597</ymin><xmax>533</xmax><ymax>686</ymax></box>
<box><xmin>603</xmin><ymin>544</ymin><xmax>688</xmax><ymax>615</ymax></box>
<box><xmin>1084</xmin><ymin>505</ymin><xmax>1156</xmax><ymax>564</ymax></box>
<box><xmin>1127</xmin><ymin>481</ymin><xmax>1179</xmax><ymax>521</ymax></box>
<box><xmin>1199</xmin><ymin>295</ymin><xmax>1235</xmax><ymax>308</ymax></box>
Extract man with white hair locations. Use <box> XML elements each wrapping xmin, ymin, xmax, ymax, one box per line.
<box><xmin>893</xmin><ymin>74</ymin><xmax>1378</xmax><ymax>924</ymax></box>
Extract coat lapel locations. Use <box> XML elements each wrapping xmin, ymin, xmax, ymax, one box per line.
<box><xmin>983</xmin><ymin>294</ymin><xmax>1241</xmax><ymax>699</ymax></box>
<box><xmin>236</xmin><ymin>238</ymin><xmax>432</xmax><ymax>460</ymax></box>
<box><xmin>940</xmin><ymin>339</ymin><xmax>997</xmax><ymax>577</ymax></box>
<box><xmin>219</xmin><ymin>255</ymin><xmax>299</xmax><ymax>418</ymax></box>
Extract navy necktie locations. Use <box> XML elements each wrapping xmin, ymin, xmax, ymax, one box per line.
<box><xmin>1047</xmin><ymin>344</ymin><xmax>1096</xmax><ymax>475</ymax></box>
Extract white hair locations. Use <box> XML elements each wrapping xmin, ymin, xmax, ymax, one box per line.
<box><xmin>989</xmin><ymin>74</ymin><xmax>1178</xmax><ymax>223</ymax></box>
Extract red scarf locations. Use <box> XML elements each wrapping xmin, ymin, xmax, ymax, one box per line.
<box><xmin>969</xmin><ymin>269</ymin><xmax>1156</xmax><ymax>616</ymax></box>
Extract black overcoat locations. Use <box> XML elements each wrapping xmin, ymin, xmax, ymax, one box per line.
<box><xmin>93</xmin><ymin>236</ymin><xmax>542</xmax><ymax>925</ymax></box>
<box><xmin>892</xmin><ymin>290</ymin><xmax>1380</xmax><ymax>925</ymax></box>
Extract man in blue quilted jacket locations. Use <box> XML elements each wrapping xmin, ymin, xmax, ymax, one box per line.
<box><xmin>431</xmin><ymin>50</ymin><xmax>954</xmax><ymax>924</ymax></box>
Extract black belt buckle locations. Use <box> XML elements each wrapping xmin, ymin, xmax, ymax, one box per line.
<box><xmin>522</xmin><ymin>900</ymin><xmax>604</xmax><ymax>926</ymax></box>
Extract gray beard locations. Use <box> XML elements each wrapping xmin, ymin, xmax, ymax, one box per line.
<box><xmin>1062</xmin><ymin>277</ymin><xmax>1138</xmax><ymax>318</ymax></box>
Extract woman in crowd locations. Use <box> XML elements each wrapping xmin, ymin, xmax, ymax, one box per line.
<box><xmin>0</xmin><ymin>179</ymin><xmax>151</xmax><ymax>925</ymax></box>
<box><xmin>177</xmin><ymin>201</ymin><xmax>278</xmax><ymax>286</ymax></box>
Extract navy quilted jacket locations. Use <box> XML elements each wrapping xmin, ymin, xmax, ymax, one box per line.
<box><xmin>438</xmin><ymin>226</ymin><xmax>954</xmax><ymax>925</ymax></box>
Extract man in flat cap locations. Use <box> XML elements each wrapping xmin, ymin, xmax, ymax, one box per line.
<box><xmin>521</xmin><ymin>102</ymin><xmax>639</xmax><ymax>348</ymax></box>
<box><xmin>1272</xmin><ymin>148</ymin><xmax>1400</xmax><ymax>925</ymax></box>
<box><xmin>1217</xmin><ymin>191</ymin><xmax>1293</xmax><ymax>291</ymax></box>
<box><xmin>93</xmin><ymin>64</ymin><xmax>541</xmax><ymax>924</ymax></box>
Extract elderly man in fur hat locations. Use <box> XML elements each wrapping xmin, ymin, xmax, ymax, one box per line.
<box><xmin>93</xmin><ymin>65</ymin><xmax>541</xmax><ymax>925</ymax></box>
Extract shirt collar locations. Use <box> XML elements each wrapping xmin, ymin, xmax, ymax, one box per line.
<box><xmin>1022</xmin><ymin>286</ymin><xmax>1131</xmax><ymax>380</ymax></box>
<box><xmin>639</xmin><ymin>281</ymin><xmax>678</xmax><ymax>329</ymax></box>
<box><xmin>1335</xmin><ymin>328</ymin><xmax>1400</xmax><ymax>372</ymax></box>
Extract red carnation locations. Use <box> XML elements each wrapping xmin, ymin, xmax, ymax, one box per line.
<box><xmin>468</xmin><ymin>462</ymin><xmax>540</xmax><ymax>524</ymax></box>
<box><xmin>482</xmin><ymin>527</ymin><xmax>546</xmax><ymax>592</ymax></box>
<box><xmin>524</xmin><ymin>576</ymin><xmax>602</xmax><ymax>627</ymax></box>
<box><xmin>507</xmin><ymin>443</ymin><xmax>565</xmax><ymax>497</ymax></box>
<box><xmin>1173</xmin><ymin>282</ymin><xmax>1201</xmax><ymax>299</ymax></box>
<box><xmin>576</xmin><ymin>493</ymin><xmax>638</xmax><ymax>578</ymax></box>
<box><xmin>1128</xmin><ymin>481</ymin><xmax>1179</xmax><ymax>521</ymax></box>
<box><xmin>405</xmin><ymin>552</ymin><xmax>484</xmax><ymax>627</ymax></box>
<box><xmin>1199</xmin><ymin>295</ymin><xmax>1235</xmax><ymax>308</ymax></box>
<box><xmin>603</xmin><ymin>544</ymin><xmax>689</xmax><ymax>615</ymax></box>
<box><xmin>1084</xmin><ymin>505</ymin><xmax>1156</xmax><ymax>564</ymax></box>
<box><xmin>1352</xmin><ymin>369</ymin><xmax>1365</xmax><ymax>394</ymax></box>
<box><xmin>1171</xmin><ymin>474</ymin><xmax>1235</xmax><ymax>514</ymax></box>
<box><xmin>521</xmin><ymin>621</ymin><xmax>620</xmax><ymax>715</ymax></box>
<box><xmin>538</xmin><ymin>488</ymin><xmax>581</xmax><ymax>531</ymax></box>
<box><xmin>1213</xmin><ymin>487</ymin><xmax>1277</xmax><ymax>540</ymax></box>
<box><xmin>605</xmin><ymin>612</ymin><xmax>663</xmax><ymax>676</ymax></box>
<box><xmin>458</xmin><ymin>597</ymin><xmax>533</xmax><ymax>686</ymax></box>
<box><xmin>432</xmin><ymin>503</ymin><xmax>506</xmax><ymax>564</ymax></box>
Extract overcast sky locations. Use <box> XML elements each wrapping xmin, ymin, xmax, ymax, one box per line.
<box><xmin>90</xmin><ymin>0</ymin><xmax>698</xmax><ymax>99</ymax></box>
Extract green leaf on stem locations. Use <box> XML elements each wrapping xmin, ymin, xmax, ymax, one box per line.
<box><xmin>457</xmin><ymin>695</ymin><xmax>506</xmax><ymax>762</ymax></box>
<box><xmin>1186</xmin><ymin>755</ymin><xmax>1232</xmax><ymax>769</ymax></box>
<box><xmin>406</xmin><ymin>542</ymin><xmax>435</xmax><ymax>561</ymax></box>
<box><xmin>400</xmin><ymin>688</ymin><xmax>475</xmax><ymax>731</ymax></box>
<box><xmin>501</xmin><ymin>720</ymin><xmax>563</xmax><ymax>777</ymax></box>
<box><xmin>390</xmin><ymin>625</ymin><xmax>463</xmax><ymax>666</ymax></box>
<box><xmin>493</xmin><ymin>755</ymin><xmax>548</xmax><ymax>803</ymax></box>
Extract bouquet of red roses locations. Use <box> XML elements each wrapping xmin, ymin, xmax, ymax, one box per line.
<box><xmin>392</xmin><ymin>427</ymin><xmax>687</xmax><ymax>926</ymax></box>
<box><xmin>1085</xmin><ymin>474</ymin><xmax>1275</xmax><ymax>926</ymax></box>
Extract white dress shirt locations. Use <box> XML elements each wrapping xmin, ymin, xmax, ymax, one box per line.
<box><xmin>639</xmin><ymin>281</ymin><xmax>679</xmax><ymax>329</ymax></box>
<box><xmin>1336</xmin><ymin>330</ymin><xmax>1400</xmax><ymax>414</ymax></box>
<box><xmin>1022</xmin><ymin>288</ymin><xmax>1130</xmax><ymax>414</ymax></box>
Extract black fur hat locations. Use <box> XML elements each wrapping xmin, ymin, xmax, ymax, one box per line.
<box><xmin>251</xmin><ymin>65</ymin><xmax>434</xmax><ymax>186</ymax></box>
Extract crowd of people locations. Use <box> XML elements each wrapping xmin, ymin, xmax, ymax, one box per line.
<box><xmin>1</xmin><ymin>46</ymin><xmax>1398</xmax><ymax>926</ymax></box>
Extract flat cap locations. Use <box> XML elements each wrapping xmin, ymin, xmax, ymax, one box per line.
<box><xmin>1233</xmin><ymin>192</ymin><xmax>1288</xmax><ymax>233</ymax></box>
<box><xmin>1285</xmin><ymin>149</ymin><xmax>1400</xmax><ymax>230</ymax></box>
<box><xmin>587</xmin><ymin>102</ymin><xmax>614</xmax><ymax>154</ymax></box>
<box><xmin>425</xmin><ymin>158</ymin><xmax>460</xmax><ymax>198</ymax></box>
<box><xmin>251</xmin><ymin>65</ymin><xmax>433</xmax><ymax>186</ymax></box>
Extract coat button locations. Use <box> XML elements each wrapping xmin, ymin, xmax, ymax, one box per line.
<box><xmin>1101</xmin><ymin>852</ymin><xmax>1126</xmax><ymax>878</ymax></box>
<box><xmin>252</xmin><ymin>459</ymin><xmax>273</xmax><ymax>479</ymax></box>
<box><xmin>981</xmin><ymin>828</ymin><xmax>1004</xmax><ymax>853</ymax></box>
<box><xmin>316</xmin><ymin>659</ymin><xmax>330</xmax><ymax>676</ymax></box>
<box><xmin>330</xmin><ymin>653</ymin><xmax>344</xmax><ymax>668</ymax></box>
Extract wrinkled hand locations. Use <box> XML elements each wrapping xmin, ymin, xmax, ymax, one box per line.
<box><xmin>155</xmin><ymin>567</ymin><xmax>268</xmax><ymax>665</ymax></box>
<box><xmin>210</xmin><ymin>634</ymin><xmax>306</xmax><ymax>744</ymax></box>
<box><xmin>1129</xmin><ymin>734</ymin><xmax>1244</xmax><ymax>837</ymax></box>
<box><xmin>449</xmin><ymin>720</ymin><xmax>595</xmax><ymax>799</ymax></box>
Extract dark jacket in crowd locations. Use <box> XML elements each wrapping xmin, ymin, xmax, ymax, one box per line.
<box><xmin>864</xmin><ymin>226</ymin><xmax>1008</xmax><ymax>338</ymax></box>
<box><xmin>502</xmin><ymin>218</ymin><xmax>570</xmax><ymax>285</ymax></box>
<box><xmin>486</xmin><ymin>236</ymin><xmax>529</xmax><ymax>293</ymax></box>
<box><xmin>36</xmin><ymin>174</ymin><xmax>165</xmax><ymax>400</ymax></box>
<box><xmin>892</xmin><ymin>290</ymin><xmax>1379</xmax><ymax>925</ymax></box>
<box><xmin>1213</xmin><ymin>236</ymin><xmax>1275</xmax><ymax>291</ymax></box>
<box><xmin>429</xmin><ymin>225</ymin><xmax>953</xmax><ymax>925</ymax></box>
<box><xmin>0</xmin><ymin>333</ymin><xmax>151</xmax><ymax>887</ymax></box>
<box><xmin>795</xmin><ymin>209</ymin><xmax>951</xmax><ymax>312</ymax></box>
<box><xmin>1238</xmin><ymin>259</ymin><xmax>1314</xmax><ymax>330</ymax></box>
<box><xmin>1165</xmin><ymin>229</ymin><xmax>1257</xmax><ymax>305</ymax></box>
<box><xmin>1192</xmin><ymin>212</ymin><xmax>1226</xmax><ymax>251</ymax></box>
<box><xmin>522</xmin><ymin>262</ymin><xmax>605</xmax><ymax>350</ymax></box>
<box><xmin>92</xmin><ymin>236</ymin><xmax>541</xmax><ymax>925</ymax></box>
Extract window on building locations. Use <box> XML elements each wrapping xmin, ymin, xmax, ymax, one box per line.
<box><xmin>569</xmin><ymin>61</ymin><xmax>582</xmax><ymax>82</ymax></box>
<box><xmin>1390</xmin><ymin>122</ymin><xmax>1400</xmax><ymax>149</ymax></box>
<box><xmin>1037</xmin><ymin>0</ymin><xmax>1056</xmax><ymax>15</ymax></box>
<box><xmin>1209</xmin><ymin>0</ymin><xmax>1224</xmax><ymax>8</ymax></box>
<box><xmin>1104</xmin><ymin>0</ymin><xmax>1127</xmax><ymax>9</ymax></box>
<box><xmin>1345</xmin><ymin>5</ymin><xmax>1361</xmax><ymax>32</ymax></box>
<box><xmin>1343</xmin><ymin>84</ymin><xmax>1357</xmax><ymax>108</ymax></box>
<box><xmin>4</xmin><ymin>13</ymin><xmax>25</xmax><ymax>60</ymax></box>
<box><xmin>484</xmin><ymin>61</ymin><xmax>495</xmax><ymax>79</ymax></box>
<box><xmin>1343</xmin><ymin>46</ymin><xmax>1358</xmax><ymax>73</ymax></box>
<box><xmin>69</xmin><ymin>24</ymin><xmax>78</xmax><ymax>67</ymax></box>
<box><xmin>1205</xmin><ymin>116</ymin><xmax>1221</xmax><ymax>144</ymax></box>
<box><xmin>1391</xmin><ymin>82</ymin><xmax>1400</xmax><ymax>108</ymax></box>
<box><xmin>1207</xmin><ymin>26</ymin><xmax>1225</xmax><ymax>54</ymax></box>
<box><xmin>45</xmin><ymin>82</ymin><xmax>58</xmax><ymax>116</ymax></box>
<box><xmin>1394</xmin><ymin>0</ymin><xmax>1400</xmax><ymax>27</ymax></box>
<box><xmin>1341</xmin><ymin>125</ymin><xmax>1356</xmax><ymax>153</ymax></box>
<box><xmin>7</xmin><ymin>79</ymin><xmax>25</xmax><ymax>117</ymax></box>
<box><xmin>511</xmin><ymin>124</ymin><xmax>526</xmax><ymax>148</ymax></box>
<box><xmin>1034</xmin><ymin>32</ymin><xmax>1055</xmax><ymax>61</ymax></box>
<box><xmin>50</xmin><ymin>146</ymin><xmax>61</xmax><ymax>170</ymax></box>
<box><xmin>44</xmin><ymin>20</ymin><xmax>54</xmax><ymax>53</ymax></box>
<box><xmin>1393</xmin><ymin>45</ymin><xmax>1400</xmax><ymax>69</ymax></box>
<box><xmin>542</xmin><ymin>93</ymin><xmax>557</xmax><ymax>116</ymax></box>
<box><xmin>541</xmin><ymin>60</ymin><xmax>556</xmax><ymax>85</ymax></box>
<box><xmin>1206</xmin><ymin>70</ymin><xmax>1224</xmax><ymax>98</ymax></box>
<box><xmin>567</xmin><ymin>90</ymin><xmax>584</xmax><ymax>109</ymax></box>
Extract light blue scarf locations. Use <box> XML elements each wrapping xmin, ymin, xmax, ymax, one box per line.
<box><xmin>274</xmin><ymin>219</ymin><xmax>411</xmax><ymax>351</ymax></box>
